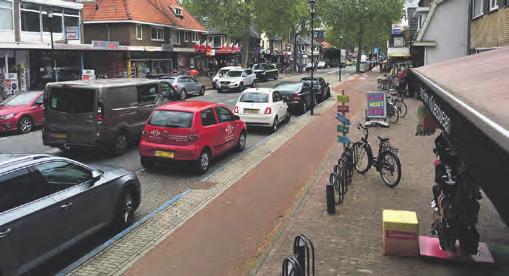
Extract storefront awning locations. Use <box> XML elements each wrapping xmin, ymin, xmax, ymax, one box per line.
<box><xmin>412</xmin><ymin>47</ymin><xmax>509</xmax><ymax>225</ymax></box>
<box><xmin>387</xmin><ymin>47</ymin><xmax>410</xmax><ymax>57</ymax></box>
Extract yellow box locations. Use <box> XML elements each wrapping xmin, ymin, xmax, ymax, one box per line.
<box><xmin>382</xmin><ymin>210</ymin><xmax>419</xmax><ymax>256</ymax></box>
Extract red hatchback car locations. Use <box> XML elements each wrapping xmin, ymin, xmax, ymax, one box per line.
<box><xmin>0</xmin><ymin>91</ymin><xmax>44</xmax><ymax>134</ymax></box>
<box><xmin>139</xmin><ymin>101</ymin><xmax>247</xmax><ymax>174</ymax></box>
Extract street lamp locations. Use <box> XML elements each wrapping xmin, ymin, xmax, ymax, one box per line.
<box><xmin>47</xmin><ymin>10</ymin><xmax>58</xmax><ymax>82</ymax></box>
<box><xmin>309</xmin><ymin>0</ymin><xmax>316</xmax><ymax>115</ymax></box>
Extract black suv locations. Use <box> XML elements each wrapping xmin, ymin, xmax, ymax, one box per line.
<box><xmin>252</xmin><ymin>63</ymin><xmax>279</xmax><ymax>81</ymax></box>
<box><xmin>0</xmin><ymin>154</ymin><xmax>141</xmax><ymax>275</ymax></box>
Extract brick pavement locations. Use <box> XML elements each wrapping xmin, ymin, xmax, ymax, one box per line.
<box><xmin>255</xmin><ymin>73</ymin><xmax>509</xmax><ymax>275</ymax></box>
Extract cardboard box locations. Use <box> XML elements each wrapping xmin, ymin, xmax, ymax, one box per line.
<box><xmin>383</xmin><ymin>210</ymin><xmax>419</xmax><ymax>256</ymax></box>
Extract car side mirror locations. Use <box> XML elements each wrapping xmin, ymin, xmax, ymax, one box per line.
<box><xmin>92</xmin><ymin>170</ymin><xmax>103</xmax><ymax>183</ymax></box>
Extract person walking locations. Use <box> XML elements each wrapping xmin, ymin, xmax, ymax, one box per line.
<box><xmin>397</xmin><ymin>67</ymin><xmax>407</xmax><ymax>98</ymax></box>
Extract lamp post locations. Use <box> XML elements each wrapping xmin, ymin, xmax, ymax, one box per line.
<box><xmin>47</xmin><ymin>10</ymin><xmax>58</xmax><ymax>82</ymax></box>
<box><xmin>309</xmin><ymin>0</ymin><xmax>316</xmax><ymax>115</ymax></box>
<box><xmin>339</xmin><ymin>34</ymin><xmax>343</xmax><ymax>82</ymax></box>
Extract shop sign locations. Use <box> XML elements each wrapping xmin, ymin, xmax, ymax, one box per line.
<box><xmin>367</xmin><ymin>92</ymin><xmax>386</xmax><ymax>119</ymax></box>
<box><xmin>4</xmin><ymin>73</ymin><xmax>18</xmax><ymax>95</ymax></box>
<box><xmin>419</xmin><ymin>87</ymin><xmax>451</xmax><ymax>135</ymax></box>
<box><xmin>92</xmin><ymin>40</ymin><xmax>120</xmax><ymax>50</ymax></box>
<box><xmin>66</xmin><ymin>26</ymin><xmax>80</xmax><ymax>40</ymax></box>
<box><xmin>82</xmin><ymin>69</ymin><xmax>95</xmax><ymax>81</ymax></box>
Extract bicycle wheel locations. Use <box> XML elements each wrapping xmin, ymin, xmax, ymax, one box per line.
<box><xmin>397</xmin><ymin>101</ymin><xmax>408</xmax><ymax>118</ymax></box>
<box><xmin>330</xmin><ymin>170</ymin><xmax>344</xmax><ymax>204</ymax></box>
<box><xmin>388</xmin><ymin>104</ymin><xmax>400</xmax><ymax>124</ymax></box>
<box><xmin>354</xmin><ymin>143</ymin><xmax>372</xmax><ymax>174</ymax></box>
<box><xmin>378</xmin><ymin>151</ymin><xmax>402</xmax><ymax>188</ymax></box>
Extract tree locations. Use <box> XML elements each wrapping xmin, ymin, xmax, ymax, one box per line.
<box><xmin>319</xmin><ymin>0</ymin><xmax>404</xmax><ymax>72</ymax></box>
<box><xmin>183</xmin><ymin>0</ymin><xmax>308</xmax><ymax>68</ymax></box>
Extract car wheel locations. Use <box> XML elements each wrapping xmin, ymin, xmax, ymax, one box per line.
<box><xmin>195</xmin><ymin>149</ymin><xmax>211</xmax><ymax>174</ymax></box>
<box><xmin>284</xmin><ymin>111</ymin><xmax>291</xmax><ymax>124</ymax></box>
<box><xmin>112</xmin><ymin>188</ymin><xmax>136</xmax><ymax>231</ymax></box>
<box><xmin>239</xmin><ymin>83</ymin><xmax>244</xmax><ymax>92</ymax></box>
<box><xmin>18</xmin><ymin>116</ymin><xmax>33</xmax><ymax>134</ymax></box>
<box><xmin>236</xmin><ymin>131</ymin><xmax>246</xmax><ymax>152</ymax></box>
<box><xmin>271</xmin><ymin>116</ymin><xmax>278</xmax><ymax>133</ymax></box>
<box><xmin>199</xmin><ymin>86</ymin><xmax>205</xmax><ymax>96</ymax></box>
<box><xmin>140</xmin><ymin>156</ymin><xmax>156</xmax><ymax>170</ymax></box>
<box><xmin>111</xmin><ymin>131</ymin><xmax>129</xmax><ymax>156</ymax></box>
<box><xmin>180</xmin><ymin>89</ymin><xmax>187</xmax><ymax>100</ymax></box>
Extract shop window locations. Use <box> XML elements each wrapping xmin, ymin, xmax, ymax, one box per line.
<box><xmin>184</xmin><ymin>32</ymin><xmax>189</xmax><ymax>42</ymax></box>
<box><xmin>136</xmin><ymin>24</ymin><xmax>143</xmax><ymax>40</ymax></box>
<box><xmin>472</xmin><ymin>0</ymin><xmax>483</xmax><ymax>18</ymax></box>
<box><xmin>0</xmin><ymin>0</ymin><xmax>13</xmax><ymax>31</ymax></box>
<box><xmin>151</xmin><ymin>27</ymin><xmax>164</xmax><ymax>41</ymax></box>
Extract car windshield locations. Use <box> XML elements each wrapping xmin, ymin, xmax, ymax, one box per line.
<box><xmin>149</xmin><ymin>110</ymin><xmax>194</xmax><ymax>128</ymax></box>
<box><xmin>253</xmin><ymin>64</ymin><xmax>267</xmax><ymax>70</ymax></box>
<box><xmin>226</xmin><ymin>71</ymin><xmax>243</xmax><ymax>77</ymax></box>
<box><xmin>1</xmin><ymin>92</ymin><xmax>38</xmax><ymax>106</ymax></box>
<box><xmin>240</xmin><ymin>92</ymin><xmax>269</xmax><ymax>103</ymax></box>
<box><xmin>275</xmin><ymin>83</ymin><xmax>301</xmax><ymax>92</ymax></box>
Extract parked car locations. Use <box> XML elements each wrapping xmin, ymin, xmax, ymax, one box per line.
<box><xmin>139</xmin><ymin>101</ymin><xmax>247</xmax><ymax>174</ymax></box>
<box><xmin>252</xmin><ymin>63</ymin><xmax>279</xmax><ymax>81</ymax></box>
<box><xmin>233</xmin><ymin>88</ymin><xmax>290</xmax><ymax>133</ymax></box>
<box><xmin>43</xmin><ymin>79</ymin><xmax>180</xmax><ymax>156</ymax></box>
<box><xmin>217</xmin><ymin>69</ymin><xmax>256</xmax><ymax>93</ymax></box>
<box><xmin>211</xmin><ymin>66</ymin><xmax>241</xmax><ymax>89</ymax></box>
<box><xmin>0</xmin><ymin>154</ymin><xmax>141</xmax><ymax>276</ymax></box>
<box><xmin>0</xmin><ymin>91</ymin><xmax>44</xmax><ymax>134</ymax></box>
<box><xmin>274</xmin><ymin>82</ymin><xmax>313</xmax><ymax>115</ymax></box>
<box><xmin>301</xmin><ymin>77</ymin><xmax>331</xmax><ymax>102</ymax></box>
<box><xmin>317</xmin><ymin>61</ymin><xmax>327</xmax><ymax>69</ymax></box>
<box><xmin>187</xmin><ymin>67</ymin><xmax>200</xmax><ymax>77</ymax></box>
<box><xmin>160</xmin><ymin>75</ymin><xmax>206</xmax><ymax>100</ymax></box>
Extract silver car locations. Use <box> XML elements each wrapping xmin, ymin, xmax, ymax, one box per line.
<box><xmin>0</xmin><ymin>154</ymin><xmax>141</xmax><ymax>275</ymax></box>
<box><xmin>160</xmin><ymin>76</ymin><xmax>206</xmax><ymax>100</ymax></box>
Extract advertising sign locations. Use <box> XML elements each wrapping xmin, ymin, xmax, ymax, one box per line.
<box><xmin>4</xmin><ymin>73</ymin><xmax>18</xmax><ymax>95</ymax></box>
<box><xmin>82</xmin><ymin>69</ymin><xmax>95</xmax><ymax>81</ymax></box>
<box><xmin>92</xmin><ymin>41</ymin><xmax>120</xmax><ymax>50</ymax></box>
<box><xmin>367</xmin><ymin>92</ymin><xmax>386</xmax><ymax>119</ymax></box>
<box><xmin>66</xmin><ymin>26</ymin><xmax>80</xmax><ymax>40</ymax></box>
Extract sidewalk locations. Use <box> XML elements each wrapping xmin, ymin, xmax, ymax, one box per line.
<box><xmin>256</xmin><ymin>73</ymin><xmax>509</xmax><ymax>275</ymax></box>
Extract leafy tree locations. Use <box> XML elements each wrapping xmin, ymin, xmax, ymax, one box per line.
<box><xmin>183</xmin><ymin>0</ymin><xmax>308</xmax><ymax>67</ymax></box>
<box><xmin>319</xmin><ymin>0</ymin><xmax>404</xmax><ymax>72</ymax></box>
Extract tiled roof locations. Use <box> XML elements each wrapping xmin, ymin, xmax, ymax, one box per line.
<box><xmin>84</xmin><ymin>0</ymin><xmax>205</xmax><ymax>31</ymax></box>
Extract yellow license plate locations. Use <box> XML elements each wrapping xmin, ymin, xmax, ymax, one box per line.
<box><xmin>155</xmin><ymin>150</ymin><xmax>175</xmax><ymax>158</ymax></box>
<box><xmin>52</xmin><ymin>133</ymin><xmax>67</xmax><ymax>139</ymax></box>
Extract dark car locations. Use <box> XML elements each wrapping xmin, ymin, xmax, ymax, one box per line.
<box><xmin>0</xmin><ymin>91</ymin><xmax>44</xmax><ymax>134</ymax></box>
<box><xmin>160</xmin><ymin>75</ymin><xmax>206</xmax><ymax>100</ymax></box>
<box><xmin>0</xmin><ymin>154</ymin><xmax>141</xmax><ymax>275</ymax></box>
<box><xmin>301</xmin><ymin>77</ymin><xmax>331</xmax><ymax>102</ymax></box>
<box><xmin>252</xmin><ymin>63</ymin><xmax>279</xmax><ymax>81</ymax></box>
<box><xmin>274</xmin><ymin>82</ymin><xmax>313</xmax><ymax>115</ymax></box>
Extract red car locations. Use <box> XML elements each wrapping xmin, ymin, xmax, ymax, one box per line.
<box><xmin>0</xmin><ymin>91</ymin><xmax>44</xmax><ymax>134</ymax></box>
<box><xmin>139</xmin><ymin>101</ymin><xmax>247</xmax><ymax>174</ymax></box>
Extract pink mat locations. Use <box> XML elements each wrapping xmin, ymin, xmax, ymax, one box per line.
<box><xmin>419</xmin><ymin>236</ymin><xmax>495</xmax><ymax>264</ymax></box>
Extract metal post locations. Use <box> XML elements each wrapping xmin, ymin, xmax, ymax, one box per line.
<box><xmin>326</xmin><ymin>184</ymin><xmax>336</xmax><ymax>215</ymax></box>
<box><xmin>309</xmin><ymin>0</ymin><xmax>316</xmax><ymax>115</ymax></box>
<box><xmin>339</xmin><ymin>35</ymin><xmax>342</xmax><ymax>82</ymax></box>
<box><xmin>48</xmin><ymin>11</ymin><xmax>58</xmax><ymax>82</ymax></box>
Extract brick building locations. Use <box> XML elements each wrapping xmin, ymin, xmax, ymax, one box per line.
<box><xmin>470</xmin><ymin>0</ymin><xmax>509</xmax><ymax>52</ymax></box>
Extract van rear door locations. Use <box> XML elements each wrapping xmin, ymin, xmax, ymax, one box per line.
<box><xmin>44</xmin><ymin>86</ymin><xmax>97</xmax><ymax>147</ymax></box>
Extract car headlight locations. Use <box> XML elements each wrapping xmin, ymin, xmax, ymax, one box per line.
<box><xmin>0</xmin><ymin>113</ymin><xmax>15</xmax><ymax>120</ymax></box>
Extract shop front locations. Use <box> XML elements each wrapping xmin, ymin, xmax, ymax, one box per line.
<box><xmin>129</xmin><ymin>51</ymin><xmax>173</xmax><ymax>78</ymax></box>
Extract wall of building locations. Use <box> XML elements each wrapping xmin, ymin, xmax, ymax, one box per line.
<box><xmin>422</xmin><ymin>0</ymin><xmax>469</xmax><ymax>64</ymax></box>
<box><xmin>471</xmin><ymin>6</ymin><xmax>509</xmax><ymax>49</ymax></box>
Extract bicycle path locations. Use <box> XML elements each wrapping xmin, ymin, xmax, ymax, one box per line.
<box><xmin>124</xmin><ymin>76</ymin><xmax>365</xmax><ymax>275</ymax></box>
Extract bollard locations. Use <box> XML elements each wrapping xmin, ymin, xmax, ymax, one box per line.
<box><xmin>326</xmin><ymin>184</ymin><xmax>336</xmax><ymax>215</ymax></box>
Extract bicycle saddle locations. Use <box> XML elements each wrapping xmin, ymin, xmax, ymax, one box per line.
<box><xmin>377</xmin><ymin>136</ymin><xmax>390</xmax><ymax>142</ymax></box>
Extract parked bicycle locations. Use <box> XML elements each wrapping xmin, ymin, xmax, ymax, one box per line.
<box><xmin>386</xmin><ymin>98</ymin><xmax>400</xmax><ymax>124</ymax></box>
<box><xmin>353</xmin><ymin>124</ymin><xmax>402</xmax><ymax>187</ymax></box>
<box><xmin>329</xmin><ymin>142</ymin><xmax>356</xmax><ymax>205</ymax></box>
<box><xmin>387</xmin><ymin>90</ymin><xmax>408</xmax><ymax>118</ymax></box>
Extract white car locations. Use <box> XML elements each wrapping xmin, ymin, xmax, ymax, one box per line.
<box><xmin>233</xmin><ymin>88</ymin><xmax>290</xmax><ymax>132</ymax></box>
<box><xmin>212</xmin><ymin>66</ymin><xmax>240</xmax><ymax>88</ymax></box>
<box><xmin>217</xmin><ymin>69</ymin><xmax>256</xmax><ymax>93</ymax></box>
<box><xmin>317</xmin><ymin>61</ymin><xmax>327</xmax><ymax>69</ymax></box>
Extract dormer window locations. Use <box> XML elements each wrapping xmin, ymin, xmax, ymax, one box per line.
<box><xmin>172</xmin><ymin>7</ymin><xmax>183</xmax><ymax>17</ymax></box>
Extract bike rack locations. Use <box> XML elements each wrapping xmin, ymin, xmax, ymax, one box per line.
<box><xmin>281</xmin><ymin>256</ymin><xmax>303</xmax><ymax>276</ymax></box>
<box><xmin>281</xmin><ymin>235</ymin><xmax>315</xmax><ymax>276</ymax></box>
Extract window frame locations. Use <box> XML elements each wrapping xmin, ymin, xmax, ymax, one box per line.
<box><xmin>0</xmin><ymin>0</ymin><xmax>14</xmax><ymax>31</ymax></box>
<box><xmin>171</xmin><ymin>30</ymin><xmax>181</xmax><ymax>45</ymax></box>
<box><xmin>192</xmin><ymin>32</ymin><xmax>199</xmax><ymax>42</ymax></box>
<box><xmin>201</xmin><ymin>108</ymin><xmax>217</xmax><ymax>127</ymax></box>
<box><xmin>173</xmin><ymin>7</ymin><xmax>183</xmax><ymax>16</ymax></box>
<box><xmin>151</xmin><ymin>26</ymin><xmax>164</xmax><ymax>41</ymax></box>
<box><xmin>214</xmin><ymin>106</ymin><xmax>234</xmax><ymax>123</ymax></box>
<box><xmin>34</xmin><ymin>161</ymin><xmax>93</xmax><ymax>188</ymax></box>
<box><xmin>137</xmin><ymin>84</ymin><xmax>159</xmax><ymax>105</ymax></box>
<box><xmin>184</xmin><ymin>31</ymin><xmax>189</xmax><ymax>42</ymax></box>
<box><xmin>489</xmin><ymin>0</ymin><xmax>499</xmax><ymax>11</ymax></box>
<box><xmin>136</xmin><ymin>24</ymin><xmax>143</xmax><ymax>40</ymax></box>
<box><xmin>472</xmin><ymin>0</ymin><xmax>484</xmax><ymax>18</ymax></box>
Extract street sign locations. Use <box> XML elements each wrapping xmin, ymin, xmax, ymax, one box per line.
<box><xmin>337</xmin><ymin>95</ymin><xmax>349</xmax><ymax>103</ymax></box>
<box><xmin>336</xmin><ymin>112</ymin><xmax>351</xmax><ymax>126</ymax></box>
<box><xmin>367</xmin><ymin>92</ymin><xmax>387</xmax><ymax>119</ymax></box>
<box><xmin>337</xmin><ymin>105</ymin><xmax>349</xmax><ymax>113</ymax></box>
<box><xmin>337</xmin><ymin>125</ymin><xmax>349</xmax><ymax>134</ymax></box>
<box><xmin>337</xmin><ymin>135</ymin><xmax>350</xmax><ymax>145</ymax></box>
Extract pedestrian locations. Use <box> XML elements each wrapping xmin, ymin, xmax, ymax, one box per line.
<box><xmin>397</xmin><ymin>67</ymin><xmax>408</xmax><ymax>98</ymax></box>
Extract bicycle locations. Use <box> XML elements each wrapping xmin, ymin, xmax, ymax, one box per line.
<box><xmin>329</xmin><ymin>142</ymin><xmax>356</xmax><ymax>205</ymax></box>
<box><xmin>387</xmin><ymin>90</ymin><xmax>408</xmax><ymax>118</ymax></box>
<box><xmin>353</xmin><ymin>124</ymin><xmax>402</xmax><ymax>187</ymax></box>
<box><xmin>386</xmin><ymin>99</ymin><xmax>400</xmax><ymax>124</ymax></box>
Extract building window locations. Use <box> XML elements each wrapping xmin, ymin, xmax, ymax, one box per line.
<box><xmin>63</xmin><ymin>8</ymin><xmax>79</xmax><ymax>30</ymax></box>
<box><xmin>136</xmin><ymin>24</ymin><xmax>143</xmax><ymax>40</ymax></box>
<box><xmin>184</xmin><ymin>31</ymin><xmax>189</xmax><ymax>42</ymax></box>
<box><xmin>21</xmin><ymin>2</ymin><xmax>41</xmax><ymax>32</ymax></box>
<box><xmin>173</xmin><ymin>7</ymin><xmax>182</xmax><ymax>16</ymax></box>
<box><xmin>472</xmin><ymin>0</ymin><xmax>483</xmax><ymax>18</ymax></box>
<box><xmin>192</xmin><ymin>32</ymin><xmax>199</xmax><ymax>42</ymax></box>
<box><xmin>151</xmin><ymin>27</ymin><xmax>164</xmax><ymax>41</ymax></box>
<box><xmin>0</xmin><ymin>0</ymin><xmax>13</xmax><ymax>31</ymax></box>
<box><xmin>42</xmin><ymin>7</ymin><xmax>63</xmax><ymax>33</ymax></box>
<box><xmin>20</xmin><ymin>2</ymin><xmax>74</xmax><ymax>34</ymax></box>
<box><xmin>171</xmin><ymin>31</ymin><xmax>180</xmax><ymax>45</ymax></box>
<box><xmin>489</xmin><ymin>0</ymin><xmax>498</xmax><ymax>11</ymax></box>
